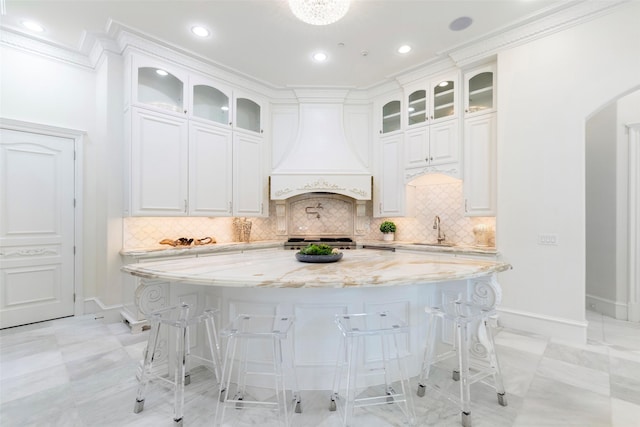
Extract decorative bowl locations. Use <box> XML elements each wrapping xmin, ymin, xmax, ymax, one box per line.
<box><xmin>295</xmin><ymin>253</ymin><xmax>343</xmax><ymax>263</ymax></box>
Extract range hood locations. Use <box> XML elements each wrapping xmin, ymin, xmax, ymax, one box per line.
<box><xmin>270</xmin><ymin>102</ymin><xmax>372</xmax><ymax>200</ymax></box>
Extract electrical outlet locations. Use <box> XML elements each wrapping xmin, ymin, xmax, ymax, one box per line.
<box><xmin>538</xmin><ymin>234</ymin><xmax>558</xmax><ymax>245</ymax></box>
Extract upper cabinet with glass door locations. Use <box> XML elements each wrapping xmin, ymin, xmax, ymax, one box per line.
<box><xmin>378</xmin><ymin>97</ymin><xmax>402</xmax><ymax>135</ymax></box>
<box><xmin>132</xmin><ymin>56</ymin><xmax>188</xmax><ymax>116</ymax></box>
<box><xmin>464</xmin><ymin>64</ymin><xmax>496</xmax><ymax>116</ymax></box>
<box><xmin>405</xmin><ymin>72</ymin><xmax>459</xmax><ymax>128</ymax></box>
<box><xmin>190</xmin><ymin>74</ymin><xmax>232</xmax><ymax>128</ymax></box>
<box><xmin>234</xmin><ymin>95</ymin><xmax>263</xmax><ymax>135</ymax></box>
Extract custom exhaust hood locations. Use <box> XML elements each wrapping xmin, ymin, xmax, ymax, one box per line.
<box><xmin>270</xmin><ymin>102</ymin><xmax>372</xmax><ymax>200</ymax></box>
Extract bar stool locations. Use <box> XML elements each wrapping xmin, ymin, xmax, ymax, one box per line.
<box><xmin>216</xmin><ymin>314</ymin><xmax>301</xmax><ymax>426</ymax></box>
<box><xmin>133</xmin><ymin>303</ymin><xmax>222</xmax><ymax>426</ymax></box>
<box><xmin>330</xmin><ymin>311</ymin><xmax>415</xmax><ymax>427</ymax></box>
<box><xmin>417</xmin><ymin>301</ymin><xmax>507</xmax><ymax>427</ymax></box>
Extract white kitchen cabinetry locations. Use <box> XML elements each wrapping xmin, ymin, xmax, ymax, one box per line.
<box><xmin>403</xmin><ymin>73</ymin><xmax>461</xmax><ymax>179</ymax></box>
<box><xmin>189</xmin><ymin>121</ymin><xmax>233</xmax><ymax>215</ymax></box>
<box><xmin>463</xmin><ymin>113</ymin><xmax>496</xmax><ymax>216</ymax></box>
<box><xmin>376</xmin><ymin>93</ymin><xmax>402</xmax><ymax>135</ymax></box>
<box><xmin>130</xmin><ymin>108</ymin><xmax>189</xmax><ymax>216</ymax></box>
<box><xmin>233</xmin><ymin>132</ymin><xmax>265</xmax><ymax>216</ymax></box>
<box><xmin>464</xmin><ymin>64</ymin><xmax>496</xmax><ymax>117</ymax></box>
<box><xmin>404</xmin><ymin>120</ymin><xmax>459</xmax><ymax>171</ymax></box>
<box><xmin>126</xmin><ymin>53</ymin><xmax>267</xmax><ymax>217</ymax></box>
<box><xmin>374</xmin><ymin>133</ymin><xmax>407</xmax><ymax>217</ymax></box>
<box><xmin>405</xmin><ymin>72</ymin><xmax>459</xmax><ymax>127</ymax></box>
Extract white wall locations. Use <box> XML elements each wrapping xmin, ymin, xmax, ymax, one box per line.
<box><xmin>496</xmin><ymin>2</ymin><xmax>640</xmax><ymax>341</ymax></box>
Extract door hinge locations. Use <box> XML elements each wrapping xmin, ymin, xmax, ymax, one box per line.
<box><xmin>73</xmin><ymin>198</ymin><xmax>76</xmax><ymax>208</ymax></box>
<box><xmin>73</xmin><ymin>293</ymin><xmax>76</xmax><ymax>303</ymax></box>
<box><xmin>73</xmin><ymin>246</ymin><xmax>76</xmax><ymax>255</ymax></box>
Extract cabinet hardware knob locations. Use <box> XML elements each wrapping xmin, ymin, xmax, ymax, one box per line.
<box><xmin>430</xmin><ymin>157</ymin><xmax>433</xmax><ymax>161</ymax></box>
<box><xmin>260</xmin><ymin>129</ymin><xmax>264</xmax><ymax>134</ymax></box>
<box><xmin>465</xmin><ymin>109</ymin><xmax>469</xmax><ymax>113</ymax></box>
<box><xmin>184</xmin><ymin>110</ymin><xmax>187</xmax><ymax>114</ymax></box>
<box><xmin>379</xmin><ymin>130</ymin><xmax>382</xmax><ymax>134</ymax></box>
<box><xmin>229</xmin><ymin>122</ymin><xmax>233</xmax><ymax>126</ymax></box>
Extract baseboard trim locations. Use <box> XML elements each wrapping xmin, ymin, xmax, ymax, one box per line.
<box><xmin>83</xmin><ymin>298</ymin><xmax>123</xmax><ymax>323</ymax></box>
<box><xmin>585</xmin><ymin>294</ymin><xmax>628</xmax><ymax>320</ymax></box>
<box><xmin>497</xmin><ymin>307</ymin><xmax>588</xmax><ymax>343</ymax></box>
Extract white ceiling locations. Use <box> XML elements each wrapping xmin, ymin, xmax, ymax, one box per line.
<box><xmin>3</xmin><ymin>0</ymin><xmax>576</xmax><ymax>89</ymax></box>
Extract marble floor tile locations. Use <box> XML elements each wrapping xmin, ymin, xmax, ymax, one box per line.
<box><xmin>513</xmin><ymin>376</ymin><xmax>611</xmax><ymax>427</ymax></box>
<box><xmin>1</xmin><ymin>312</ymin><xmax>640</xmax><ymax>426</ymax></box>
<box><xmin>493</xmin><ymin>329</ymin><xmax>549</xmax><ymax>356</ymax></box>
<box><xmin>535</xmin><ymin>357</ymin><xmax>610</xmax><ymax>396</ymax></box>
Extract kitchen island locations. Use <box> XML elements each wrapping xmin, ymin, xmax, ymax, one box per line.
<box><xmin>122</xmin><ymin>248</ymin><xmax>511</xmax><ymax>389</ymax></box>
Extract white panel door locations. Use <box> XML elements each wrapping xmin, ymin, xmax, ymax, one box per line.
<box><xmin>189</xmin><ymin>122</ymin><xmax>233</xmax><ymax>216</ymax></box>
<box><xmin>0</xmin><ymin>130</ymin><xmax>75</xmax><ymax>328</ymax></box>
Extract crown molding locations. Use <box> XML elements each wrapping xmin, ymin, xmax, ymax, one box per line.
<box><xmin>0</xmin><ymin>26</ymin><xmax>92</xmax><ymax>69</ymax></box>
<box><xmin>110</xmin><ymin>21</ymin><xmax>278</xmax><ymax>99</ymax></box>
<box><xmin>446</xmin><ymin>0</ymin><xmax>630</xmax><ymax>67</ymax></box>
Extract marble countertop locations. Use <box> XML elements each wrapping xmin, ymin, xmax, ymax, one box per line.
<box><xmin>121</xmin><ymin>240</ymin><xmax>498</xmax><ymax>260</ymax></box>
<box><xmin>122</xmin><ymin>248</ymin><xmax>511</xmax><ymax>289</ymax></box>
<box><xmin>120</xmin><ymin>240</ymin><xmax>284</xmax><ymax>259</ymax></box>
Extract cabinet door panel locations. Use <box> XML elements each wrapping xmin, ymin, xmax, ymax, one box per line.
<box><xmin>405</xmin><ymin>128</ymin><xmax>429</xmax><ymax>169</ymax></box>
<box><xmin>430</xmin><ymin>121</ymin><xmax>459</xmax><ymax>165</ymax></box>
<box><xmin>463</xmin><ymin>114</ymin><xmax>496</xmax><ymax>216</ymax></box>
<box><xmin>375</xmin><ymin>134</ymin><xmax>405</xmax><ymax>217</ymax></box>
<box><xmin>131</xmin><ymin>109</ymin><xmax>188</xmax><ymax>216</ymax></box>
<box><xmin>189</xmin><ymin>123</ymin><xmax>233</xmax><ymax>216</ymax></box>
<box><xmin>233</xmin><ymin>133</ymin><xmax>264</xmax><ymax>216</ymax></box>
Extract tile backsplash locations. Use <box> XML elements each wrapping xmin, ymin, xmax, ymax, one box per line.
<box><xmin>123</xmin><ymin>178</ymin><xmax>495</xmax><ymax>249</ymax></box>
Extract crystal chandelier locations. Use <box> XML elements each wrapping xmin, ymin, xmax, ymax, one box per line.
<box><xmin>288</xmin><ymin>0</ymin><xmax>350</xmax><ymax>26</ymax></box>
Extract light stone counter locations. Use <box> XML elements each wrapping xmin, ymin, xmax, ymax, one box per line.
<box><xmin>122</xmin><ymin>248</ymin><xmax>511</xmax><ymax>389</ymax></box>
<box><xmin>122</xmin><ymin>248</ymin><xmax>510</xmax><ymax>288</ymax></box>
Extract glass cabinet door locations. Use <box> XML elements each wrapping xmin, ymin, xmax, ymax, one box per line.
<box><xmin>235</xmin><ymin>98</ymin><xmax>261</xmax><ymax>133</ymax></box>
<box><xmin>192</xmin><ymin>85</ymin><xmax>230</xmax><ymax>125</ymax></box>
<box><xmin>407</xmin><ymin>90</ymin><xmax>427</xmax><ymax>126</ymax></box>
<box><xmin>467</xmin><ymin>71</ymin><xmax>494</xmax><ymax>114</ymax></box>
<box><xmin>432</xmin><ymin>79</ymin><xmax>455</xmax><ymax>120</ymax></box>
<box><xmin>382</xmin><ymin>100</ymin><xmax>401</xmax><ymax>133</ymax></box>
<box><xmin>137</xmin><ymin>67</ymin><xmax>184</xmax><ymax>113</ymax></box>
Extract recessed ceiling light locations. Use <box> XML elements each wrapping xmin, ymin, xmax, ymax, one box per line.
<box><xmin>449</xmin><ymin>16</ymin><xmax>473</xmax><ymax>31</ymax></box>
<box><xmin>191</xmin><ymin>26</ymin><xmax>210</xmax><ymax>38</ymax></box>
<box><xmin>156</xmin><ymin>69</ymin><xmax>168</xmax><ymax>76</ymax></box>
<box><xmin>397</xmin><ymin>45</ymin><xmax>412</xmax><ymax>54</ymax></box>
<box><xmin>312</xmin><ymin>52</ymin><xmax>328</xmax><ymax>62</ymax></box>
<box><xmin>22</xmin><ymin>20</ymin><xmax>45</xmax><ymax>33</ymax></box>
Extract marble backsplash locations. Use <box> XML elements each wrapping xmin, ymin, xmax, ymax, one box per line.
<box><xmin>123</xmin><ymin>180</ymin><xmax>495</xmax><ymax>249</ymax></box>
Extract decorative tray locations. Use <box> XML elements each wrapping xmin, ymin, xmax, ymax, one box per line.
<box><xmin>295</xmin><ymin>253</ymin><xmax>343</xmax><ymax>263</ymax></box>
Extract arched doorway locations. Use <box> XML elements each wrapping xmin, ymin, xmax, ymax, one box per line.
<box><xmin>585</xmin><ymin>88</ymin><xmax>640</xmax><ymax>322</ymax></box>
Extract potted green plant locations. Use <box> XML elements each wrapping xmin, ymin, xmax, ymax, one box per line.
<box><xmin>379</xmin><ymin>221</ymin><xmax>396</xmax><ymax>241</ymax></box>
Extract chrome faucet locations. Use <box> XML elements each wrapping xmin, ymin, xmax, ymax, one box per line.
<box><xmin>433</xmin><ymin>215</ymin><xmax>446</xmax><ymax>244</ymax></box>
